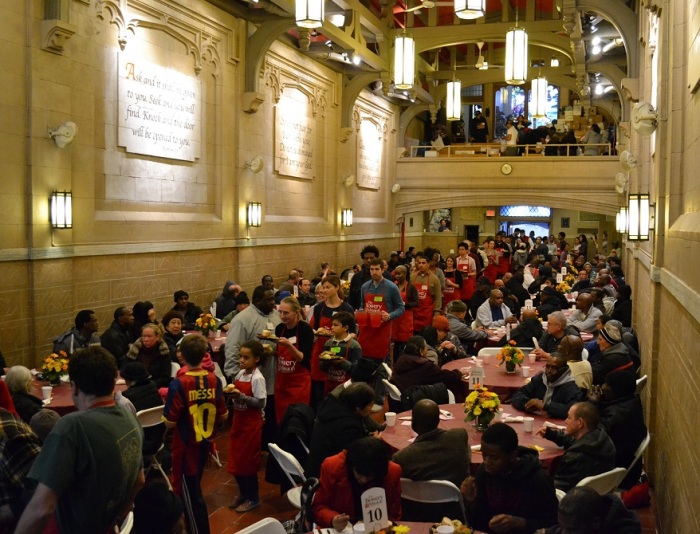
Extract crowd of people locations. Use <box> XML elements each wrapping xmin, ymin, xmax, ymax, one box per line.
<box><xmin>0</xmin><ymin>230</ymin><xmax>648</xmax><ymax>534</ymax></box>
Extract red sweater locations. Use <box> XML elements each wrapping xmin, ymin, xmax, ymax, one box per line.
<box><xmin>312</xmin><ymin>450</ymin><xmax>402</xmax><ymax>528</ymax></box>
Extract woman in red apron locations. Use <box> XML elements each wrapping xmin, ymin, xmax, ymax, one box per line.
<box><xmin>227</xmin><ymin>340</ymin><xmax>266</xmax><ymax>512</ymax></box>
<box><xmin>309</xmin><ymin>276</ymin><xmax>355</xmax><ymax>406</ymax></box>
<box><xmin>484</xmin><ymin>239</ymin><xmax>500</xmax><ymax>283</ymax></box>
<box><xmin>391</xmin><ymin>265</ymin><xmax>417</xmax><ymax>360</ymax></box>
<box><xmin>442</xmin><ymin>254</ymin><xmax>463</xmax><ymax>312</ymax></box>
<box><xmin>457</xmin><ymin>242</ymin><xmax>477</xmax><ymax>302</ymax></box>
<box><xmin>274</xmin><ymin>297</ymin><xmax>313</xmax><ymax>423</ymax></box>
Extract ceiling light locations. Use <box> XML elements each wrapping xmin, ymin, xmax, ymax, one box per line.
<box><xmin>531</xmin><ymin>76</ymin><xmax>548</xmax><ymax>118</ymax></box>
<box><xmin>592</xmin><ymin>45</ymin><xmax>602</xmax><ymax>55</ymax></box>
<box><xmin>454</xmin><ymin>0</ymin><xmax>484</xmax><ymax>20</ymax></box>
<box><xmin>595</xmin><ymin>83</ymin><xmax>604</xmax><ymax>95</ymax></box>
<box><xmin>352</xmin><ymin>53</ymin><xmax>361</xmax><ymax>65</ymax></box>
<box><xmin>505</xmin><ymin>26</ymin><xmax>528</xmax><ymax>85</ymax></box>
<box><xmin>295</xmin><ymin>0</ymin><xmax>324</xmax><ymax>29</ymax></box>
<box><xmin>328</xmin><ymin>13</ymin><xmax>345</xmax><ymax>27</ymax></box>
<box><xmin>394</xmin><ymin>31</ymin><xmax>415</xmax><ymax>90</ymax></box>
<box><xmin>446</xmin><ymin>79</ymin><xmax>461</xmax><ymax>121</ymax></box>
<box><xmin>550</xmin><ymin>56</ymin><xmax>559</xmax><ymax>67</ymax></box>
<box><xmin>591</xmin><ymin>36</ymin><xmax>601</xmax><ymax>46</ymax></box>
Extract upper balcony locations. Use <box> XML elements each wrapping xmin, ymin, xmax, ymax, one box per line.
<box><xmin>394</xmin><ymin>142</ymin><xmax>622</xmax><ymax>216</ymax></box>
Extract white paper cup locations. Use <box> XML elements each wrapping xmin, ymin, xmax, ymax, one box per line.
<box><xmin>495</xmin><ymin>408</ymin><xmax>504</xmax><ymax>422</ymax></box>
<box><xmin>353</xmin><ymin>524</ymin><xmax>365</xmax><ymax>534</ymax></box>
<box><xmin>42</xmin><ymin>386</ymin><xmax>53</xmax><ymax>400</ymax></box>
<box><xmin>437</xmin><ymin>526</ymin><xmax>455</xmax><ymax>534</ymax></box>
<box><xmin>215</xmin><ymin>330</ymin><xmax>222</xmax><ymax>339</ymax></box>
<box><xmin>528</xmin><ymin>353</ymin><xmax>537</xmax><ymax>364</ymax></box>
<box><xmin>522</xmin><ymin>366</ymin><xmax>531</xmax><ymax>378</ymax></box>
<box><xmin>385</xmin><ymin>412</ymin><xmax>397</xmax><ymax>427</ymax></box>
<box><xmin>523</xmin><ymin>416</ymin><xmax>534</xmax><ymax>432</ymax></box>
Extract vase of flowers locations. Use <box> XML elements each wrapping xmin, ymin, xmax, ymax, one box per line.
<box><xmin>556</xmin><ymin>281</ymin><xmax>572</xmax><ymax>294</ymax></box>
<box><xmin>464</xmin><ymin>387</ymin><xmax>501</xmax><ymax>431</ymax></box>
<box><xmin>42</xmin><ymin>350</ymin><xmax>69</xmax><ymax>386</ymax></box>
<box><xmin>498</xmin><ymin>340</ymin><xmax>524</xmax><ymax>374</ymax></box>
<box><xmin>194</xmin><ymin>313</ymin><xmax>217</xmax><ymax>338</ymax></box>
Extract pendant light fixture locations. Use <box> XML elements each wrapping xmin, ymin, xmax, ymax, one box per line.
<box><xmin>295</xmin><ymin>0</ymin><xmax>324</xmax><ymax>29</ymax></box>
<box><xmin>446</xmin><ymin>79</ymin><xmax>461</xmax><ymax>120</ymax></box>
<box><xmin>505</xmin><ymin>8</ymin><xmax>528</xmax><ymax>85</ymax></box>
<box><xmin>454</xmin><ymin>0</ymin><xmax>485</xmax><ymax>20</ymax></box>
<box><xmin>394</xmin><ymin>29</ymin><xmax>415</xmax><ymax>90</ymax></box>
<box><xmin>531</xmin><ymin>64</ymin><xmax>548</xmax><ymax>118</ymax></box>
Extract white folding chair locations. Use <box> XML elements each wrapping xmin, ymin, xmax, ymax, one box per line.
<box><xmin>447</xmin><ymin>389</ymin><xmax>456</xmax><ymax>404</ymax></box>
<box><xmin>383</xmin><ymin>379</ymin><xmax>402</xmax><ymax>402</ymax></box>
<box><xmin>555</xmin><ymin>488</ymin><xmax>566</xmax><ymax>502</ymax></box>
<box><xmin>114</xmin><ymin>511</ymin><xmax>134</xmax><ymax>534</ymax></box>
<box><xmin>581</xmin><ymin>348</ymin><xmax>589</xmax><ymax>361</ymax></box>
<box><xmin>170</xmin><ymin>362</ymin><xmax>181</xmax><ymax>378</ymax></box>
<box><xmin>236</xmin><ymin>518</ymin><xmax>287</xmax><ymax>534</ymax></box>
<box><xmin>623</xmin><ymin>431</ymin><xmax>650</xmax><ymax>482</ymax></box>
<box><xmin>477</xmin><ymin>347</ymin><xmax>502</xmax><ymax>356</ymax></box>
<box><xmin>135</xmin><ymin>406</ymin><xmax>172</xmax><ymax>490</ymax></box>
<box><xmin>400</xmin><ymin>478</ymin><xmax>467</xmax><ymax>522</ymax></box>
<box><xmin>268</xmin><ymin>443</ymin><xmax>306</xmax><ymax>508</ymax></box>
<box><xmin>635</xmin><ymin>375</ymin><xmax>648</xmax><ymax>395</ymax></box>
<box><xmin>576</xmin><ymin>467</ymin><xmax>627</xmax><ymax>495</ymax></box>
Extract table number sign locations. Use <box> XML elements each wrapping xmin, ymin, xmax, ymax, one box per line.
<box><xmin>361</xmin><ymin>487</ymin><xmax>390</xmax><ymax>530</ymax></box>
<box><xmin>556</xmin><ymin>274</ymin><xmax>563</xmax><ymax>283</ymax></box>
<box><xmin>561</xmin><ymin>267</ymin><xmax>567</xmax><ymax>276</ymax></box>
<box><xmin>469</xmin><ymin>366</ymin><xmax>485</xmax><ymax>390</ymax></box>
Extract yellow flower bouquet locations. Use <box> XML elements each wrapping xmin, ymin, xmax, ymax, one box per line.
<box><xmin>497</xmin><ymin>340</ymin><xmax>524</xmax><ymax>373</ymax></box>
<box><xmin>41</xmin><ymin>350</ymin><xmax>69</xmax><ymax>385</ymax></box>
<box><xmin>194</xmin><ymin>313</ymin><xmax>217</xmax><ymax>337</ymax></box>
<box><xmin>464</xmin><ymin>387</ymin><xmax>501</xmax><ymax>431</ymax></box>
<box><xmin>556</xmin><ymin>281</ymin><xmax>572</xmax><ymax>294</ymax></box>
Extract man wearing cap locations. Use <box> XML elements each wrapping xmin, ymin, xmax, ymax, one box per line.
<box><xmin>171</xmin><ymin>291</ymin><xmax>203</xmax><ymax>330</ymax></box>
<box><xmin>432</xmin><ymin>315</ymin><xmax>467</xmax><ymax>365</ymax></box>
<box><xmin>475</xmin><ymin>289</ymin><xmax>518</xmax><ymax>328</ymax></box>
<box><xmin>537</xmin><ymin>286</ymin><xmax>563</xmax><ymax>321</ymax></box>
<box><xmin>591</xmin><ymin>323</ymin><xmax>633</xmax><ymax>386</ymax></box>
<box><xmin>567</xmin><ymin>293</ymin><xmax>603</xmax><ymax>333</ymax></box>
<box><xmin>511</xmin><ymin>353</ymin><xmax>583</xmax><ymax>419</ymax></box>
<box><xmin>445</xmin><ymin>300</ymin><xmax>487</xmax><ymax>354</ymax></box>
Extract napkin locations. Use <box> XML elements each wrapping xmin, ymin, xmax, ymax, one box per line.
<box><xmin>439</xmin><ymin>413</ymin><xmax>454</xmax><ymax>420</ymax></box>
<box><xmin>470</xmin><ymin>444</ymin><xmax>481</xmax><ymax>452</ymax></box>
<box><xmin>42</xmin><ymin>398</ymin><xmax>52</xmax><ymax>406</ymax></box>
<box><xmin>502</xmin><ymin>416</ymin><xmax>525</xmax><ymax>423</ymax></box>
<box><xmin>401</xmin><ymin>421</ymin><xmax>412</xmax><ymax>426</ymax></box>
<box><xmin>544</xmin><ymin>421</ymin><xmax>566</xmax><ymax>431</ymax></box>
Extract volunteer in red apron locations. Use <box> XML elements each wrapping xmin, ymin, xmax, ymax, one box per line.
<box><xmin>484</xmin><ymin>238</ymin><xmax>500</xmax><ymax>283</ymax></box>
<box><xmin>391</xmin><ymin>265</ymin><xmax>418</xmax><ymax>358</ymax></box>
<box><xmin>274</xmin><ymin>297</ymin><xmax>313</xmax><ymax>423</ymax></box>
<box><xmin>442</xmin><ymin>254</ymin><xmax>463</xmax><ymax>312</ymax></box>
<box><xmin>357</xmin><ymin>258</ymin><xmax>405</xmax><ymax>361</ymax></box>
<box><xmin>410</xmin><ymin>254</ymin><xmax>442</xmax><ymax>334</ymax></box>
<box><xmin>309</xmin><ymin>276</ymin><xmax>355</xmax><ymax>406</ymax></box>
<box><xmin>457</xmin><ymin>241</ymin><xmax>478</xmax><ymax>302</ymax></box>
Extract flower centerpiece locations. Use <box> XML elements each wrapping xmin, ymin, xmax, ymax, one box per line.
<box><xmin>497</xmin><ymin>340</ymin><xmax>524</xmax><ymax>374</ymax></box>
<box><xmin>194</xmin><ymin>313</ymin><xmax>217</xmax><ymax>337</ymax></box>
<box><xmin>41</xmin><ymin>350</ymin><xmax>69</xmax><ymax>386</ymax></box>
<box><xmin>556</xmin><ymin>280</ymin><xmax>572</xmax><ymax>294</ymax></box>
<box><xmin>464</xmin><ymin>387</ymin><xmax>501</xmax><ymax>431</ymax></box>
<box><xmin>564</xmin><ymin>272</ymin><xmax>576</xmax><ymax>286</ymax></box>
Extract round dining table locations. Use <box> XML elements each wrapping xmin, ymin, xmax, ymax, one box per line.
<box><xmin>442</xmin><ymin>357</ymin><xmax>546</xmax><ymax>401</ymax></box>
<box><xmin>486</xmin><ymin>323</ymin><xmax>593</xmax><ymax>344</ymax></box>
<box><xmin>381</xmin><ymin>404</ymin><xmax>564</xmax><ymax>476</ymax></box>
<box><xmin>30</xmin><ymin>376</ymin><xmax>127</xmax><ymax>416</ymax></box>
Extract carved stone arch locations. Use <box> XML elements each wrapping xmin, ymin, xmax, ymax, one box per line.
<box><xmin>398</xmin><ymin>104</ymin><xmax>429</xmax><ymax>146</ymax></box>
<box><xmin>584</xmin><ymin>63</ymin><xmax>630</xmax><ymax>120</ymax></box>
<box><xmin>340</xmin><ymin>73</ymin><xmax>381</xmax><ymax>129</ymax></box>
<box><xmin>244</xmin><ymin>19</ymin><xmax>298</xmax><ymax>95</ymax></box>
<box><xmin>96</xmin><ymin>0</ymin><xmax>131</xmax><ymax>50</ymax></box>
<box><xmin>128</xmin><ymin>20</ymin><xmax>205</xmax><ymax>74</ymax></box>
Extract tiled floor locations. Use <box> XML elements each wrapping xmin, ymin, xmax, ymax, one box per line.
<box><xmin>154</xmin><ymin>418</ymin><xmax>659</xmax><ymax>533</ymax></box>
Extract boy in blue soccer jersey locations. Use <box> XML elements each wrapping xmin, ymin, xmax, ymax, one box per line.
<box><xmin>164</xmin><ymin>334</ymin><xmax>228</xmax><ymax>534</ymax></box>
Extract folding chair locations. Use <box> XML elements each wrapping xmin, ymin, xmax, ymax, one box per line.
<box><xmin>447</xmin><ymin>389</ymin><xmax>456</xmax><ymax>404</ymax></box>
<box><xmin>170</xmin><ymin>362</ymin><xmax>181</xmax><ymax>378</ymax></box>
<box><xmin>635</xmin><ymin>375</ymin><xmax>648</xmax><ymax>395</ymax></box>
<box><xmin>237</xmin><ymin>518</ymin><xmax>287</xmax><ymax>534</ymax></box>
<box><xmin>268</xmin><ymin>443</ymin><xmax>306</xmax><ymax>508</ymax></box>
<box><xmin>622</xmin><ymin>431</ymin><xmax>650</xmax><ymax>485</ymax></box>
<box><xmin>576</xmin><ymin>467</ymin><xmax>627</xmax><ymax>495</ymax></box>
<box><xmin>400</xmin><ymin>478</ymin><xmax>467</xmax><ymax>522</ymax></box>
<box><xmin>136</xmin><ymin>406</ymin><xmax>172</xmax><ymax>490</ymax></box>
<box><xmin>114</xmin><ymin>511</ymin><xmax>134</xmax><ymax>534</ymax></box>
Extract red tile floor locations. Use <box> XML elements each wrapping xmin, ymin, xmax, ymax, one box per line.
<box><xmin>153</xmin><ymin>417</ymin><xmax>658</xmax><ymax>533</ymax></box>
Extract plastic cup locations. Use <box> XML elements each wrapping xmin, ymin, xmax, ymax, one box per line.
<box><xmin>385</xmin><ymin>412</ymin><xmax>397</xmax><ymax>427</ymax></box>
<box><xmin>215</xmin><ymin>330</ymin><xmax>222</xmax><ymax>339</ymax></box>
<box><xmin>42</xmin><ymin>386</ymin><xmax>52</xmax><ymax>400</ymax></box>
<box><xmin>528</xmin><ymin>353</ymin><xmax>537</xmax><ymax>364</ymax></box>
<box><xmin>522</xmin><ymin>366</ymin><xmax>531</xmax><ymax>378</ymax></box>
<box><xmin>437</xmin><ymin>527</ymin><xmax>455</xmax><ymax>534</ymax></box>
<box><xmin>495</xmin><ymin>408</ymin><xmax>504</xmax><ymax>422</ymax></box>
<box><xmin>523</xmin><ymin>416</ymin><xmax>534</xmax><ymax>432</ymax></box>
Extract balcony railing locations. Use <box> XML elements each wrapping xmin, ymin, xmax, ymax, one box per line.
<box><xmin>406</xmin><ymin>142</ymin><xmax>614</xmax><ymax>158</ymax></box>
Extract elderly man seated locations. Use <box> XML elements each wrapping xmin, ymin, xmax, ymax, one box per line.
<box><xmin>460</xmin><ymin>423</ymin><xmax>558</xmax><ymax>533</ymax></box>
<box><xmin>567</xmin><ymin>293</ymin><xmax>603</xmax><ymax>333</ymax></box>
<box><xmin>445</xmin><ymin>300</ymin><xmax>488</xmax><ymax>354</ymax></box>
<box><xmin>591</xmin><ymin>323</ymin><xmax>633</xmax><ymax>386</ymax></box>
<box><xmin>537</xmin><ymin>402</ymin><xmax>616</xmax><ymax>492</ymax></box>
<box><xmin>476</xmin><ymin>289</ymin><xmax>518</xmax><ymax>328</ymax></box>
<box><xmin>511</xmin><ymin>354</ymin><xmax>583</xmax><ymax>419</ymax></box>
<box><xmin>531</xmin><ymin>311</ymin><xmax>581</xmax><ymax>360</ymax></box>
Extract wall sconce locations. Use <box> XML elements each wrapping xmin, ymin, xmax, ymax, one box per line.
<box><xmin>247</xmin><ymin>202</ymin><xmax>262</xmax><ymax>227</ymax></box>
<box><xmin>615</xmin><ymin>206</ymin><xmax>628</xmax><ymax>234</ymax></box>
<box><xmin>627</xmin><ymin>194</ymin><xmax>650</xmax><ymax>241</ymax></box>
<box><xmin>295</xmin><ymin>0</ymin><xmax>324</xmax><ymax>29</ymax></box>
<box><xmin>649</xmin><ymin>203</ymin><xmax>656</xmax><ymax>232</ymax></box>
<box><xmin>245</xmin><ymin>156</ymin><xmax>264</xmax><ymax>174</ymax></box>
<box><xmin>50</xmin><ymin>190</ymin><xmax>72</xmax><ymax>229</ymax></box>
<box><xmin>550</xmin><ymin>56</ymin><xmax>559</xmax><ymax>67</ymax></box>
<box><xmin>48</xmin><ymin>121</ymin><xmax>78</xmax><ymax>148</ymax></box>
<box><xmin>341</xmin><ymin>208</ymin><xmax>353</xmax><ymax>227</ymax></box>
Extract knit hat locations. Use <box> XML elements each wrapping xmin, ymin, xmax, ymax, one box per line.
<box><xmin>432</xmin><ymin>315</ymin><xmax>450</xmax><ymax>332</ymax></box>
<box><xmin>174</xmin><ymin>290</ymin><xmax>189</xmax><ymax>302</ymax></box>
<box><xmin>604</xmin><ymin>369</ymin><xmax>636</xmax><ymax>398</ymax></box>
<box><xmin>121</xmin><ymin>361</ymin><xmax>150</xmax><ymax>382</ymax></box>
<box><xmin>599</xmin><ymin>322</ymin><xmax>621</xmax><ymax>345</ymax></box>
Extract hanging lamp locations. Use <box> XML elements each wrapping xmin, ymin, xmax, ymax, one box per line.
<box><xmin>505</xmin><ymin>9</ymin><xmax>528</xmax><ymax>85</ymax></box>
<box><xmin>394</xmin><ymin>29</ymin><xmax>415</xmax><ymax>90</ymax></box>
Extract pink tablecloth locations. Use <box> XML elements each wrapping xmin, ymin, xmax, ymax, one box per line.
<box><xmin>31</xmin><ymin>377</ymin><xmax>127</xmax><ymax>416</ymax></box>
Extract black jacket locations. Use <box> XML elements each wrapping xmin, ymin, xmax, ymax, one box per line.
<box><xmin>122</xmin><ymin>380</ymin><xmax>165</xmax><ymax>456</ymax></box>
<box><xmin>591</xmin><ymin>343</ymin><xmax>633</xmax><ymax>385</ymax></box>
<box><xmin>101</xmin><ymin>321</ymin><xmax>132</xmax><ymax>368</ymax></box>
<box><xmin>11</xmin><ymin>391</ymin><xmax>43</xmax><ymax>424</ymax></box>
<box><xmin>126</xmin><ymin>339</ymin><xmax>173</xmax><ymax>388</ymax></box>
<box><xmin>544</xmin><ymin>426</ymin><xmax>617</xmax><ymax>492</ymax></box>
<box><xmin>511</xmin><ymin>370</ymin><xmax>583</xmax><ymax>419</ymax></box>
<box><xmin>214</xmin><ymin>280</ymin><xmax>237</xmax><ymax>319</ymax></box>
<box><xmin>599</xmin><ymin>395</ymin><xmax>647</xmax><ymax>489</ymax></box>
<box><xmin>545</xmin><ymin>493</ymin><xmax>641</xmax><ymax>534</ymax></box>
<box><xmin>391</xmin><ymin>353</ymin><xmax>463</xmax><ymax>401</ymax></box>
<box><xmin>497</xmin><ymin>318</ymin><xmax>543</xmax><ymax>348</ymax></box>
<box><xmin>467</xmin><ymin>446</ymin><xmax>559</xmax><ymax>533</ymax></box>
<box><xmin>171</xmin><ymin>302</ymin><xmax>203</xmax><ymax>330</ymax></box>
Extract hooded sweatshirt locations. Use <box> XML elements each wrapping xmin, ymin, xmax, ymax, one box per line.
<box><xmin>214</xmin><ymin>280</ymin><xmax>238</xmax><ymax>319</ymax></box>
<box><xmin>468</xmin><ymin>446</ymin><xmax>559</xmax><ymax>533</ymax></box>
<box><xmin>544</xmin><ymin>426</ymin><xmax>617</xmax><ymax>492</ymax></box>
<box><xmin>511</xmin><ymin>368</ymin><xmax>583</xmax><ymax>419</ymax></box>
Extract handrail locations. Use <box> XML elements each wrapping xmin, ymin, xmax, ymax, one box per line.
<box><xmin>406</xmin><ymin>143</ymin><xmax>613</xmax><ymax>158</ymax></box>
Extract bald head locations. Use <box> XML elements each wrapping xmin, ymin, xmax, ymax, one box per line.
<box><xmin>489</xmin><ymin>289</ymin><xmax>504</xmax><ymax>307</ymax></box>
<box><xmin>558</xmin><ymin>335</ymin><xmax>584</xmax><ymax>361</ymax></box>
<box><xmin>494</xmin><ymin>279</ymin><xmax>505</xmax><ymax>289</ymax></box>
<box><xmin>575</xmin><ymin>293</ymin><xmax>593</xmax><ymax>312</ymax></box>
<box><xmin>412</xmin><ymin>399</ymin><xmax>440</xmax><ymax>435</ymax></box>
<box><xmin>522</xmin><ymin>308</ymin><xmax>538</xmax><ymax>321</ymax></box>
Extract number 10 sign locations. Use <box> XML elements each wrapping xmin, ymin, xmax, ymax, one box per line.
<box><xmin>361</xmin><ymin>487</ymin><xmax>390</xmax><ymax>530</ymax></box>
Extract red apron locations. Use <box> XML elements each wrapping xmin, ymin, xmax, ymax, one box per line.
<box><xmin>310</xmin><ymin>306</ymin><xmax>333</xmax><ymax>381</ymax></box>
<box><xmin>457</xmin><ymin>255</ymin><xmax>476</xmax><ymax>301</ymax></box>
<box><xmin>443</xmin><ymin>270</ymin><xmax>460</xmax><ymax>310</ymax></box>
<box><xmin>485</xmin><ymin>252</ymin><xmax>499</xmax><ymax>283</ymax></box>
<box><xmin>323</xmin><ymin>343</ymin><xmax>351</xmax><ymax>394</ymax></box>
<box><xmin>412</xmin><ymin>276</ymin><xmax>435</xmax><ymax>332</ymax></box>
<box><xmin>227</xmin><ymin>376</ymin><xmax>262</xmax><ymax>476</ymax></box>
<box><xmin>391</xmin><ymin>284</ymin><xmax>413</xmax><ymax>343</ymax></box>
<box><xmin>357</xmin><ymin>283</ymin><xmax>392</xmax><ymax>360</ymax></box>
<box><xmin>274</xmin><ymin>326</ymin><xmax>311</xmax><ymax>423</ymax></box>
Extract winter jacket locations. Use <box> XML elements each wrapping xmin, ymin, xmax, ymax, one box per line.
<box><xmin>390</xmin><ymin>353</ymin><xmax>463</xmax><ymax>401</ymax></box>
<box><xmin>126</xmin><ymin>338</ymin><xmax>173</xmax><ymax>388</ymax></box>
<box><xmin>511</xmin><ymin>370</ymin><xmax>584</xmax><ymax>419</ymax></box>
<box><xmin>591</xmin><ymin>343</ymin><xmax>633</xmax><ymax>386</ymax></box>
<box><xmin>101</xmin><ymin>321</ymin><xmax>133</xmax><ymax>368</ymax></box>
<box><xmin>545</xmin><ymin>493</ymin><xmax>641</xmax><ymax>534</ymax></box>
<box><xmin>599</xmin><ymin>395</ymin><xmax>647</xmax><ymax>489</ymax></box>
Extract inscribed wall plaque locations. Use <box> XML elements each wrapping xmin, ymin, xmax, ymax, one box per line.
<box><xmin>357</xmin><ymin>118</ymin><xmax>383</xmax><ymax>190</ymax></box>
<box><xmin>117</xmin><ymin>54</ymin><xmax>201</xmax><ymax>161</ymax></box>
<box><xmin>275</xmin><ymin>92</ymin><xmax>316</xmax><ymax>179</ymax></box>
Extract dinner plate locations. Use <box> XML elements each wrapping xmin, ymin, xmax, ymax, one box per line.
<box><xmin>256</xmin><ymin>334</ymin><xmax>279</xmax><ymax>341</ymax></box>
